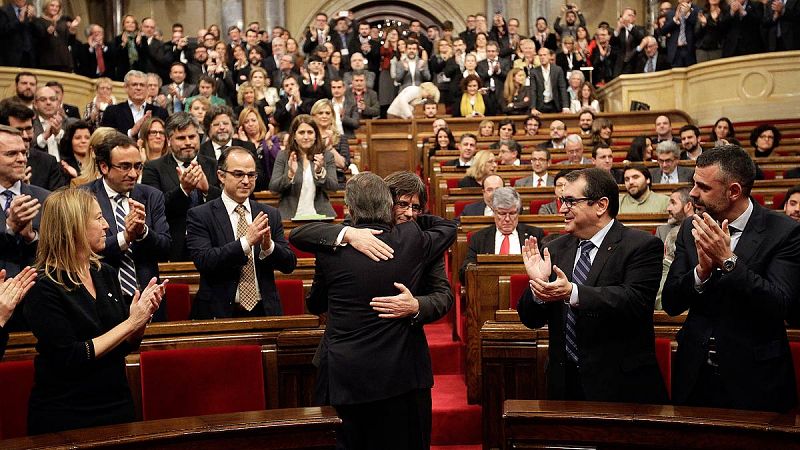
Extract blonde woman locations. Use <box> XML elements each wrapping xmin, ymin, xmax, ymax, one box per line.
<box><xmin>237</xmin><ymin>106</ymin><xmax>281</xmax><ymax>181</ymax></box>
<box><xmin>310</xmin><ymin>99</ymin><xmax>350</xmax><ymax>187</ymax></box>
<box><xmin>386</xmin><ymin>82</ymin><xmax>440</xmax><ymax>119</ymax></box>
<box><xmin>250</xmin><ymin>67</ymin><xmax>280</xmax><ymax>119</ymax></box>
<box><xmin>234</xmin><ymin>82</ymin><xmax>257</xmax><ymax>117</ymax></box>
<box><xmin>84</xmin><ymin>78</ymin><xmax>117</xmax><ymax>130</ymax></box>
<box><xmin>187</xmin><ymin>96</ymin><xmax>211</xmax><ymax>139</ymax></box>
<box><xmin>459</xmin><ymin>150</ymin><xmax>497</xmax><ymax>187</ymax></box>
<box><xmin>34</xmin><ymin>0</ymin><xmax>80</xmax><ymax>72</ymax></box>
<box><xmin>502</xmin><ymin>67</ymin><xmax>534</xmax><ymax>115</ymax></box>
<box><xmin>24</xmin><ymin>188</ymin><xmax>165</xmax><ymax>434</ymax></box>
<box><xmin>138</xmin><ymin>117</ymin><xmax>167</xmax><ymax>161</ymax></box>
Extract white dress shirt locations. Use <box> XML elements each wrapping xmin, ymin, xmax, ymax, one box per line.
<box><xmin>494</xmin><ymin>229</ymin><xmax>521</xmax><ymax>254</ymax></box>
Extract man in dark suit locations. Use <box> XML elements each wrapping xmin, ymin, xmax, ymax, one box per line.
<box><xmin>274</xmin><ymin>76</ymin><xmax>312</xmax><ymax>132</ymax></box>
<box><xmin>32</xmin><ymin>86</ymin><xmax>76</xmax><ymax>160</ymax></box>
<box><xmin>611</xmin><ymin>7</ymin><xmax>647</xmax><ymax>74</ymax></box>
<box><xmin>161</xmin><ymin>62</ymin><xmax>197</xmax><ymax>115</ymax></box>
<box><xmin>662</xmin><ymin>0</ymin><xmax>700</xmax><ymax>67</ymax></box>
<box><xmin>0</xmin><ymin>0</ymin><xmax>36</xmax><ymax>67</ymax></box>
<box><xmin>442</xmin><ymin>133</ymin><xmax>477</xmax><ymax>168</ymax></box>
<box><xmin>663</xmin><ymin>145</ymin><xmax>800</xmax><ymax>412</ymax></box>
<box><xmin>101</xmin><ymin>70</ymin><xmax>169</xmax><ymax>139</ymax></box>
<box><xmin>43</xmin><ymin>81</ymin><xmax>80</xmax><ymax>120</ymax></box>
<box><xmin>722</xmin><ymin>0</ymin><xmax>765</xmax><ymax>57</ymax></box>
<box><xmin>141</xmin><ymin>112</ymin><xmax>221</xmax><ymax>262</ymax></box>
<box><xmin>634</xmin><ymin>36</ymin><xmax>672</xmax><ymax>73</ymax></box>
<box><xmin>290</xmin><ymin>172</ymin><xmax>456</xmax><ymax>450</ymax></box>
<box><xmin>74</xmin><ymin>24</ymin><xmax>115</xmax><ymax>79</ymax></box>
<box><xmin>84</xmin><ymin>133</ymin><xmax>171</xmax><ymax>320</ymax></box>
<box><xmin>186</xmin><ymin>147</ymin><xmax>296</xmax><ymax>319</ymax></box>
<box><xmin>199</xmin><ymin>105</ymin><xmax>266</xmax><ymax>191</ymax></box>
<box><xmin>764</xmin><ymin>0</ymin><xmax>800</xmax><ymax>51</ymax></box>
<box><xmin>518</xmin><ymin>168</ymin><xmax>668</xmax><ymax>403</ymax></box>
<box><xmin>347</xmin><ymin>21</ymin><xmax>381</xmax><ymax>74</ymax></box>
<box><xmin>651</xmin><ymin>140</ymin><xmax>694</xmax><ymax>184</ymax></box>
<box><xmin>476</xmin><ymin>41</ymin><xmax>511</xmax><ymax>110</ymax></box>
<box><xmin>532</xmin><ymin>48</ymin><xmax>570</xmax><ymax>114</ymax></box>
<box><xmin>460</xmin><ymin>187</ymin><xmax>545</xmax><ymax>283</ymax></box>
<box><xmin>459</xmin><ymin>174</ymin><xmax>503</xmax><ymax>218</ymax></box>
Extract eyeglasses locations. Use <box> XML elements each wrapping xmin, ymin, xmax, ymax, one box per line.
<box><xmin>395</xmin><ymin>201</ymin><xmax>423</xmax><ymax>213</ymax></box>
<box><xmin>559</xmin><ymin>196</ymin><xmax>596</xmax><ymax>209</ymax></box>
<box><xmin>494</xmin><ymin>209</ymin><xmax>519</xmax><ymax>219</ymax></box>
<box><xmin>110</xmin><ymin>162</ymin><xmax>144</xmax><ymax>172</ymax></box>
<box><xmin>148</xmin><ymin>130</ymin><xmax>166</xmax><ymax>136</ymax></box>
<box><xmin>221</xmin><ymin>169</ymin><xmax>259</xmax><ymax>180</ymax></box>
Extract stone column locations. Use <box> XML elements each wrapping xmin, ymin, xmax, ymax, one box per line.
<box><xmin>264</xmin><ymin>0</ymin><xmax>285</xmax><ymax>35</ymax></box>
<box><xmin>645</xmin><ymin>0</ymin><xmax>660</xmax><ymax>34</ymax></box>
<box><xmin>221</xmin><ymin>0</ymin><xmax>244</xmax><ymax>35</ymax></box>
<box><xmin>112</xmin><ymin>0</ymin><xmax>123</xmax><ymax>36</ymax></box>
<box><xmin>527</xmin><ymin>0</ymin><xmax>551</xmax><ymax>36</ymax></box>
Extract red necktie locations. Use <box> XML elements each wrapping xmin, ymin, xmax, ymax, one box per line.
<box><xmin>96</xmin><ymin>44</ymin><xmax>106</xmax><ymax>74</ymax></box>
<box><xmin>499</xmin><ymin>235</ymin><xmax>510</xmax><ymax>255</ymax></box>
<box><xmin>536</xmin><ymin>178</ymin><xmax>543</xmax><ymax>187</ymax></box>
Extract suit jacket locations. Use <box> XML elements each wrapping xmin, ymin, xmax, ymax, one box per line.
<box><xmin>611</xmin><ymin>25</ymin><xmax>647</xmax><ymax>74</ymax></box>
<box><xmin>140</xmin><ymin>153</ymin><xmax>221</xmax><ymax>261</ymax></box>
<box><xmin>159</xmin><ymin>83</ymin><xmax>197</xmax><ymax>114</ymax></box>
<box><xmin>268</xmin><ymin>149</ymin><xmax>338</xmax><ymax>219</ymax></box>
<box><xmin>100</xmin><ymin>101</ymin><xmax>168</xmax><ymax>136</ymax></box>
<box><xmin>84</xmin><ymin>179</ymin><xmax>171</xmax><ymax>319</ymax></box>
<box><xmin>555</xmin><ymin>52</ymin><xmax>585</xmax><ymax>77</ymax></box>
<box><xmin>334</xmin><ymin>95</ymin><xmax>361</xmax><ymax>139</ymax></box>
<box><xmin>650</xmin><ymin>166</ymin><xmax>694</xmax><ymax>184</ymax></box>
<box><xmin>502</xmin><ymin>85</ymin><xmax>535</xmax><ymax>115</ymax></box>
<box><xmin>655</xmin><ymin>223</ymin><xmax>678</xmax><ymax>242</ymax></box>
<box><xmin>634</xmin><ymin>52</ymin><xmax>672</xmax><ymax>74</ymax></box>
<box><xmin>477</xmin><ymin>57</ymin><xmax>511</xmax><ymax>106</ymax></box>
<box><xmin>186</xmin><ymin>197</ymin><xmax>297</xmax><ymax>319</ymax></box>
<box><xmin>589</xmin><ymin>45</ymin><xmax>619</xmax><ymax>86</ymax></box>
<box><xmin>292</xmin><ymin>218</ymin><xmax>456</xmax><ymax>405</ymax></box>
<box><xmin>27</xmin><ymin>148</ymin><xmax>67</xmax><ymax>191</ymax></box>
<box><xmin>517</xmin><ymin>221</ymin><xmax>668</xmax><ymax>403</ymax></box>
<box><xmin>538</xmin><ymin>200</ymin><xmax>559</xmax><ymax>215</ymax></box>
<box><xmin>394</xmin><ymin>58</ymin><xmax>431</xmax><ymax>91</ymax></box>
<box><xmin>662</xmin><ymin>202</ymin><xmax>800</xmax><ymax>412</ymax></box>
<box><xmin>0</xmin><ymin>4</ymin><xmax>36</xmax><ymax>67</ymax></box>
<box><xmin>663</xmin><ymin>6</ymin><xmax>700</xmax><ymax>66</ymax></box>
<box><xmin>460</xmin><ymin>201</ymin><xmax>488</xmax><ymax>218</ymax></box>
<box><xmin>347</xmin><ymin>36</ymin><xmax>381</xmax><ymax>73</ymax></box>
<box><xmin>32</xmin><ymin>116</ymin><xmax>75</xmax><ymax>155</ymax></box>
<box><xmin>763</xmin><ymin>0</ymin><xmax>800</xmax><ymax>51</ymax></box>
<box><xmin>531</xmin><ymin>65</ymin><xmax>569</xmax><ymax>111</ymax></box>
<box><xmin>721</xmin><ymin>1</ymin><xmax>765</xmax><ymax>57</ymax></box>
<box><xmin>515</xmin><ymin>173</ymin><xmax>555</xmax><ymax>188</ymax></box>
<box><xmin>199</xmin><ymin>139</ymin><xmax>267</xmax><ymax>192</ymax></box>
<box><xmin>460</xmin><ymin>223</ymin><xmax>545</xmax><ymax>283</ymax></box>
<box><xmin>345</xmin><ymin>89</ymin><xmax>379</xmax><ymax>120</ymax></box>
<box><xmin>273</xmin><ymin>96</ymin><xmax>312</xmax><ymax>132</ymax></box>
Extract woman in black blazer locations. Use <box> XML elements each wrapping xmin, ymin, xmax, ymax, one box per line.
<box><xmin>24</xmin><ymin>189</ymin><xmax>165</xmax><ymax>434</ymax></box>
<box><xmin>33</xmin><ymin>0</ymin><xmax>79</xmax><ymax>72</ymax></box>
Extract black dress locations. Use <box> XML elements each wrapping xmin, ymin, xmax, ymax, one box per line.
<box><xmin>24</xmin><ymin>263</ymin><xmax>138</xmax><ymax>435</ymax></box>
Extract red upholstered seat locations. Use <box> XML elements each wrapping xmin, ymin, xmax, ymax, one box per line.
<box><xmin>529</xmin><ymin>199</ymin><xmax>551</xmax><ymax>215</ymax></box>
<box><xmin>454</xmin><ymin>200</ymin><xmax>471</xmax><ymax>218</ymax></box>
<box><xmin>509</xmin><ymin>177</ymin><xmax>521</xmax><ymax>186</ymax></box>
<box><xmin>289</xmin><ymin>243</ymin><xmax>315</xmax><ymax>259</ymax></box>
<box><xmin>140</xmin><ymin>345</ymin><xmax>266</xmax><ymax>420</ymax></box>
<box><xmin>332</xmin><ymin>203</ymin><xmax>345</xmax><ymax>219</ymax></box>
<box><xmin>165</xmin><ymin>283</ymin><xmax>191</xmax><ymax>322</ymax></box>
<box><xmin>0</xmin><ymin>359</ymin><xmax>35</xmax><ymax>439</ymax></box>
<box><xmin>772</xmin><ymin>192</ymin><xmax>786</xmax><ymax>210</ymax></box>
<box><xmin>446</xmin><ymin>178</ymin><xmax>460</xmax><ymax>189</ymax></box>
<box><xmin>655</xmin><ymin>337</ymin><xmax>672</xmax><ymax>400</ymax></box>
<box><xmin>751</xmin><ymin>193</ymin><xmax>765</xmax><ymax>206</ymax></box>
<box><xmin>761</xmin><ymin>170</ymin><xmax>776</xmax><ymax>180</ymax></box>
<box><xmin>509</xmin><ymin>274</ymin><xmax>529</xmax><ymax>310</ymax></box>
<box><xmin>277</xmin><ymin>279</ymin><xmax>305</xmax><ymax>315</ymax></box>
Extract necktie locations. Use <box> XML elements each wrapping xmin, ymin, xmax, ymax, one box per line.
<box><xmin>95</xmin><ymin>43</ymin><xmax>106</xmax><ymax>74</ymax></box>
<box><xmin>678</xmin><ymin>14</ymin><xmax>687</xmax><ymax>46</ymax></box>
<box><xmin>536</xmin><ymin>177</ymin><xmax>543</xmax><ymax>187</ymax></box>
<box><xmin>499</xmin><ymin>234</ymin><xmax>510</xmax><ymax>255</ymax></box>
<box><xmin>2</xmin><ymin>190</ymin><xmax>13</xmax><ymax>212</ymax></box>
<box><xmin>182</xmin><ymin>161</ymin><xmax>202</xmax><ymax>207</ymax></box>
<box><xmin>646</xmin><ymin>57</ymin><xmax>655</xmax><ymax>73</ymax></box>
<box><xmin>113</xmin><ymin>194</ymin><xmax>138</xmax><ymax>297</ymax></box>
<box><xmin>567</xmin><ymin>240</ymin><xmax>595</xmax><ymax>363</ymax></box>
<box><xmin>235</xmin><ymin>204</ymin><xmax>259</xmax><ymax>311</ymax></box>
<box><xmin>662</xmin><ymin>173</ymin><xmax>669</xmax><ymax>184</ymax></box>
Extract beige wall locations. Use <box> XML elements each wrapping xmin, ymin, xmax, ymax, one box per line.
<box><xmin>126</xmin><ymin>0</ymin><xmax>210</xmax><ymax>37</ymax></box>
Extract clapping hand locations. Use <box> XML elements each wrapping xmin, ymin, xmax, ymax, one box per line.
<box><xmin>0</xmin><ymin>267</ymin><xmax>37</xmax><ymax>328</ymax></box>
<box><xmin>246</xmin><ymin>212</ymin><xmax>270</xmax><ymax>247</ymax></box>
<box><xmin>691</xmin><ymin>213</ymin><xmax>733</xmax><ymax>280</ymax></box>
<box><xmin>124</xmin><ymin>199</ymin><xmax>147</xmax><ymax>242</ymax></box>
<box><xmin>129</xmin><ymin>278</ymin><xmax>168</xmax><ymax>328</ymax></box>
<box><xmin>521</xmin><ymin>236</ymin><xmax>551</xmax><ymax>282</ymax></box>
<box><xmin>530</xmin><ymin>265</ymin><xmax>573</xmax><ymax>302</ymax></box>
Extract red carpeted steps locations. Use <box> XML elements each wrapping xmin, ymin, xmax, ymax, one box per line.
<box><xmin>426</xmin><ymin>322</ymin><xmax>482</xmax><ymax>446</ymax></box>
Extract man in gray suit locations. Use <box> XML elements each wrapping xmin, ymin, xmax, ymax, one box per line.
<box><xmin>32</xmin><ymin>86</ymin><xmax>75</xmax><ymax>161</ymax></box>
<box><xmin>395</xmin><ymin>40</ymin><xmax>431</xmax><ymax>91</ymax></box>
<box><xmin>655</xmin><ymin>186</ymin><xmax>695</xmax><ymax>241</ymax></box>
<box><xmin>516</xmin><ymin>149</ymin><xmax>555</xmax><ymax>187</ymax></box>
<box><xmin>531</xmin><ymin>47</ymin><xmax>570</xmax><ymax>114</ymax></box>
<box><xmin>345</xmin><ymin>71</ymin><xmax>379</xmax><ymax>120</ymax></box>
<box><xmin>650</xmin><ymin>140</ymin><xmax>694</xmax><ymax>184</ymax></box>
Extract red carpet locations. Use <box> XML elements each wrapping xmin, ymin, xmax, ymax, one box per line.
<box><xmin>426</xmin><ymin>322</ymin><xmax>482</xmax><ymax>446</ymax></box>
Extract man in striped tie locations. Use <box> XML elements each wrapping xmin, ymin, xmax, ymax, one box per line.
<box><xmin>84</xmin><ymin>132</ymin><xmax>172</xmax><ymax>321</ymax></box>
<box><xmin>516</xmin><ymin>168</ymin><xmax>668</xmax><ymax>404</ymax></box>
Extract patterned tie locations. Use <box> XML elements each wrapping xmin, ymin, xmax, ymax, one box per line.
<box><xmin>566</xmin><ymin>240</ymin><xmax>595</xmax><ymax>363</ymax></box>
<box><xmin>2</xmin><ymin>190</ymin><xmax>13</xmax><ymax>212</ymax></box>
<box><xmin>113</xmin><ymin>194</ymin><xmax>138</xmax><ymax>297</ymax></box>
<box><xmin>678</xmin><ymin>13</ymin><xmax>687</xmax><ymax>46</ymax></box>
<box><xmin>536</xmin><ymin>178</ymin><xmax>543</xmax><ymax>187</ymax></box>
<box><xmin>499</xmin><ymin>234</ymin><xmax>510</xmax><ymax>255</ymax></box>
<box><xmin>95</xmin><ymin>43</ymin><xmax>106</xmax><ymax>75</ymax></box>
<box><xmin>235</xmin><ymin>204</ymin><xmax>259</xmax><ymax>311</ymax></box>
<box><xmin>646</xmin><ymin>57</ymin><xmax>655</xmax><ymax>73</ymax></box>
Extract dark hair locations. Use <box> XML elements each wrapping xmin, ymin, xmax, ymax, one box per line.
<box><xmin>197</xmin><ymin>75</ymin><xmax>216</xmax><ymax>91</ymax></box>
<box><xmin>624</xmin><ymin>165</ymin><xmax>652</xmax><ymax>186</ymax></box>
<box><xmin>165</xmin><ymin>112</ymin><xmax>201</xmax><ymax>137</ymax></box>
<box><xmin>15</xmin><ymin>72</ymin><xmax>37</xmax><ymax>84</ymax></box>
<box><xmin>578</xmin><ymin>109</ymin><xmax>596</xmax><ymax>120</ymax></box>
<box><xmin>345</xmin><ymin>172</ymin><xmax>393</xmax><ymax>226</ymax></box>
<box><xmin>94</xmin><ymin>132</ymin><xmax>137</xmax><ymax>169</ymax></box>
<box><xmin>0</xmin><ymin>98</ymin><xmax>35</xmax><ymax>123</ymax></box>
<box><xmin>460</xmin><ymin>132</ymin><xmax>478</xmax><ymax>143</ymax></box>
<box><xmin>553</xmin><ymin>168</ymin><xmax>573</xmax><ymax>184</ymax></box>
<box><xmin>591</xmin><ymin>143</ymin><xmax>612</xmax><ymax>159</ymax></box>
<box><xmin>626</xmin><ymin>135</ymin><xmax>651</xmax><ymax>162</ymax></box>
<box><xmin>385</xmin><ymin>171</ymin><xmax>427</xmax><ymax>210</ymax></box>
<box><xmin>749</xmin><ymin>124</ymin><xmax>782</xmax><ymax>154</ymax></box>
<box><xmin>710</xmin><ymin>117</ymin><xmax>736</xmax><ymax>141</ymax></box>
<box><xmin>696</xmin><ymin>145</ymin><xmax>756</xmax><ymax>196</ymax></box>
<box><xmin>679</xmin><ymin>124</ymin><xmax>700</xmax><ymax>138</ymax></box>
<box><xmin>44</xmin><ymin>80</ymin><xmax>64</xmax><ymax>92</ymax></box>
<box><xmin>218</xmin><ymin>146</ymin><xmax>254</xmax><ymax>170</ymax></box>
<box><xmin>564</xmin><ymin>168</ymin><xmax>620</xmax><ymax>218</ymax></box>
<box><xmin>782</xmin><ymin>185</ymin><xmax>800</xmax><ymax>209</ymax></box>
<box><xmin>497</xmin><ymin>118</ymin><xmax>516</xmax><ymax>135</ymax></box>
<box><xmin>532</xmin><ymin>147</ymin><xmax>552</xmax><ymax>160</ymax></box>
<box><xmin>536</xmin><ymin>16</ymin><xmax>548</xmax><ymax>25</ymax></box>
<box><xmin>59</xmin><ymin>120</ymin><xmax>92</xmax><ymax>162</ymax></box>
<box><xmin>306</xmin><ymin>54</ymin><xmax>323</xmax><ymax>64</ymax></box>
<box><xmin>433</xmin><ymin>127</ymin><xmax>456</xmax><ymax>151</ymax></box>
<box><xmin>525</xmin><ymin>114</ymin><xmax>542</xmax><ymax>128</ymax></box>
<box><xmin>170</xmin><ymin>61</ymin><xmax>187</xmax><ymax>71</ymax></box>
<box><xmin>288</xmin><ymin>114</ymin><xmax>325</xmax><ymax>161</ymax></box>
<box><xmin>203</xmin><ymin>104</ymin><xmax>235</xmax><ymax>134</ymax></box>
<box><xmin>460</xmin><ymin>74</ymin><xmax>482</xmax><ymax>92</ymax></box>
<box><xmin>499</xmin><ymin>139</ymin><xmax>521</xmax><ymax>155</ymax></box>
<box><xmin>672</xmin><ymin>186</ymin><xmax>693</xmax><ymax>207</ymax></box>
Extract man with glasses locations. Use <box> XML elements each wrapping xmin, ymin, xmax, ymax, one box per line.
<box><xmin>558</xmin><ymin>134</ymin><xmax>591</xmax><ymax>165</ymax></box>
<box><xmin>516</xmin><ymin>149</ymin><xmax>553</xmax><ymax>187</ymax></box>
<box><xmin>651</xmin><ymin>140</ymin><xmax>693</xmax><ymax>184</ymax></box>
<box><xmin>517</xmin><ymin>168</ymin><xmax>668</xmax><ymax>404</ymax></box>
<box><xmin>187</xmin><ymin>147</ymin><xmax>296</xmax><ymax>319</ymax></box>
<box><xmin>200</xmin><ymin>105</ymin><xmax>266</xmax><ymax>191</ymax></box>
<box><xmin>101</xmin><ymin>70</ymin><xmax>168</xmax><ymax>138</ymax></box>
<box><xmin>84</xmin><ymin>132</ymin><xmax>171</xmax><ymax>321</ymax></box>
<box><xmin>460</xmin><ymin>187</ymin><xmax>544</xmax><ymax>283</ymax></box>
<box><xmin>537</xmin><ymin>120</ymin><xmax>568</xmax><ymax>150</ymax></box>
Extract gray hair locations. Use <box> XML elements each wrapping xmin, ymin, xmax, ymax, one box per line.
<box><xmin>569</xmin><ymin>70</ymin><xmax>585</xmax><ymax>84</ymax></box>
<box><xmin>491</xmin><ymin>187</ymin><xmax>522</xmax><ymax>211</ymax></box>
<box><xmin>165</xmin><ymin>112</ymin><xmax>201</xmax><ymax>137</ymax></box>
<box><xmin>345</xmin><ymin>172</ymin><xmax>394</xmax><ymax>226</ymax></box>
<box><xmin>565</xmin><ymin>134</ymin><xmax>583</xmax><ymax>146</ymax></box>
<box><xmin>655</xmin><ymin>140</ymin><xmax>680</xmax><ymax>158</ymax></box>
<box><xmin>124</xmin><ymin>70</ymin><xmax>147</xmax><ymax>84</ymax></box>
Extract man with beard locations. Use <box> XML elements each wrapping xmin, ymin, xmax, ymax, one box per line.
<box><xmin>578</xmin><ymin>110</ymin><xmax>594</xmax><ymax>137</ymax></box>
<box><xmin>619</xmin><ymin>165</ymin><xmax>669</xmax><ymax>213</ymax></box>
<box><xmin>663</xmin><ymin>145</ymin><xmax>800</xmax><ymax>412</ymax></box>
<box><xmin>12</xmin><ymin>72</ymin><xmax>37</xmax><ymax>109</ymax></box>
<box><xmin>199</xmin><ymin>105</ymin><xmax>266</xmax><ymax>191</ymax></box>
<box><xmin>395</xmin><ymin>40</ymin><xmax>431</xmax><ymax>91</ymax></box>
<box><xmin>554</xmin><ymin>3</ymin><xmax>587</xmax><ymax>40</ymax></box>
<box><xmin>679</xmin><ymin>124</ymin><xmax>703</xmax><ymax>160</ymax></box>
<box><xmin>656</xmin><ymin>186</ymin><xmax>695</xmax><ymax>241</ymax></box>
<box><xmin>538</xmin><ymin>120</ymin><xmax>568</xmax><ymax>150</ymax></box>
<box><xmin>348</xmin><ymin>21</ymin><xmax>380</xmax><ymax>73</ymax></box>
<box><xmin>142</xmin><ymin>112</ymin><xmax>221</xmax><ymax>261</ymax></box>
<box><xmin>783</xmin><ymin>185</ymin><xmax>800</xmax><ymax>223</ymax></box>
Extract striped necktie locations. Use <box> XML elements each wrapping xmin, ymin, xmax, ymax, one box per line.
<box><xmin>566</xmin><ymin>240</ymin><xmax>594</xmax><ymax>363</ymax></box>
<box><xmin>113</xmin><ymin>194</ymin><xmax>138</xmax><ymax>296</ymax></box>
<box><xmin>2</xmin><ymin>190</ymin><xmax>13</xmax><ymax>212</ymax></box>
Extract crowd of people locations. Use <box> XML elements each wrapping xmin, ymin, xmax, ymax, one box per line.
<box><xmin>0</xmin><ymin>1</ymin><xmax>799</xmax><ymax>447</ymax></box>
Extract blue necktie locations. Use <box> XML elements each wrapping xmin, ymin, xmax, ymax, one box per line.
<box><xmin>2</xmin><ymin>191</ymin><xmax>13</xmax><ymax>212</ymax></box>
<box><xmin>113</xmin><ymin>194</ymin><xmax>138</xmax><ymax>296</ymax></box>
<box><xmin>566</xmin><ymin>240</ymin><xmax>594</xmax><ymax>363</ymax></box>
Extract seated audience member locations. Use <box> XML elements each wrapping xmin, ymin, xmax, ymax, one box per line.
<box><xmin>460</xmin><ymin>187</ymin><xmax>544</xmax><ymax>282</ymax></box>
<box><xmin>141</xmin><ymin>113</ymin><xmax>221</xmax><ymax>262</ymax></box>
<box><xmin>311</xmin><ymin>98</ymin><xmax>351</xmax><ymax>188</ymax></box>
<box><xmin>577</xmin><ymin>109</ymin><xmax>594</xmax><ymax>137</ymax></box>
<box><xmin>237</xmin><ymin>106</ymin><xmax>281</xmax><ymax>182</ymax></box>
<box><xmin>200</xmin><ymin>105</ymin><xmax>266</xmax><ymax>191</ymax></box>
<box><xmin>58</xmin><ymin>121</ymin><xmax>93</xmax><ymax>180</ymax></box>
<box><xmin>454</xmin><ymin>74</ymin><xmax>495</xmax><ymax>117</ymax></box>
<box><xmin>590</xmin><ymin>117</ymin><xmax>614</xmax><ymax>147</ymax></box>
<box><xmin>524</xmin><ymin>115</ymin><xmax>542</xmax><ymax>137</ymax></box>
<box><xmin>620</xmin><ymin>165</ymin><xmax>670</xmax><ymax>213</ymax></box>
<box><xmin>516</xmin><ymin>149</ymin><xmax>553</xmax><ymax>187</ymax></box>
<box><xmin>443</xmin><ymin>133</ymin><xmax>477</xmax><ymax>167</ymax></box>
<box><xmin>783</xmin><ymin>185</ymin><xmax>800</xmax><ymax>223</ymax></box>
<box><xmin>652</xmin><ymin>114</ymin><xmax>680</xmax><ymax>144</ymax></box>
<box><xmin>432</xmin><ymin>118</ymin><xmax>449</xmax><ymax>135</ymax></box>
<box><xmin>269</xmin><ymin>115</ymin><xmax>338</xmax><ymax>219</ymax></box>
<box><xmin>570</xmin><ymin>81</ymin><xmax>600</xmax><ymax>114</ymax></box>
<box><xmin>497</xmin><ymin>140</ymin><xmax>521</xmax><ymax>166</ymax></box>
<box><xmin>461</xmin><ymin>173</ymin><xmax>504</xmax><ymax>217</ymax></box>
<box><xmin>186</xmin><ymin>96</ymin><xmax>211</xmax><ymax>139</ymax></box>
<box><xmin>537</xmin><ymin>169</ymin><xmax>571</xmax><ymax>214</ymax></box>
<box><xmin>496</xmin><ymin>119</ymin><xmax>517</xmax><ymax>141</ymax></box>
<box><xmin>346</xmin><ymin>70</ymin><xmax>380</xmax><ymax>120</ymax></box>
<box><xmin>24</xmin><ymin>188</ymin><xmax>166</xmax><ymax>434</ymax></box>
<box><xmin>651</xmin><ymin>140</ymin><xmax>694</xmax><ymax>184</ymax></box>
<box><xmin>559</xmin><ymin>134</ymin><xmax>591</xmax><ymax>165</ymax></box>
<box><xmin>625</xmin><ymin>135</ymin><xmax>654</xmax><ymax>162</ymax></box>
<box><xmin>0</xmin><ymin>267</ymin><xmax>36</xmax><ymax>360</ymax></box>
<box><xmin>635</xmin><ymin>36</ymin><xmax>671</xmax><ymax>73</ymax></box>
<box><xmin>187</xmin><ymin>147</ymin><xmax>296</xmax><ymax>319</ymax></box>
<box><xmin>183</xmin><ymin>75</ymin><xmax>227</xmax><ymax>110</ymax></box>
<box><xmin>709</xmin><ymin>116</ymin><xmax>741</xmax><ymax>146</ymax></box>
<box><xmin>101</xmin><ymin>71</ymin><xmax>168</xmax><ymax>139</ymax></box>
<box><xmin>459</xmin><ymin>150</ymin><xmax>498</xmax><ymax>188</ymax></box>
<box><xmin>430</xmin><ymin>127</ymin><xmax>457</xmax><ymax>156</ymax></box>
<box><xmin>386</xmin><ymin>82</ymin><xmax>440</xmax><ymax>120</ymax></box>
<box><xmin>46</xmin><ymin>81</ymin><xmax>80</xmax><ymax>120</ymax></box>
<box><xmin>502</xmin><ymin>67</ymin><xmax>534</xmax><ymax>115</ymax></box>
<box><xmin>137</xmin><ymin>117</ymin><xmax>168</xmax><ymax>161</ymax></box>
<box><xmin>678</xmin><ymin>124</ymin><xmax>703</xmax><ymax>160</ymax></box>
<box><xmin>592</xmin><ymin>144</ymin><xmax>624</xmax><ymax>183</ymax></box>
<box><xmin>32</xmin><ymin>85</ymin><xmax>76</xmax><ymax>161</ymax></box>
<box><xmin>750</xmin><ymin>123</ymin><xmax>781</xmax><ymax>158</ymax></box>
<box><xmin>478</xmin><ymin>119</ymin><xmax>496</xmax><ymax>138</ymax></box>
<box><xmin>655</xmin><ymin>186</ymin><xmax>695</xmax><ymax>241</ymax></box>
<box><xmin>84</xmin><ymin>77</ymin><xmax>117</xmax><ymax>130</ymax></box>
<box><xmin>538</xmin><ymin>120</ymin><xmax>567</xmax><ymax>150</ymax></box>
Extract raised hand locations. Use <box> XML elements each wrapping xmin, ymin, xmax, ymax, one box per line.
<box><xmin>245</xmin><ymin>211</ymin><xmax>270</xmax><ymax>247</ymax></box>
<box><xmin>0</xmin><ymin>267</ymin><xmax>37</xmax><ymax>327</ymax></box>
<box><xmin>521</xmin><ymin>236</ymin><xmax>551</xmax><ymax>282</ymax></box>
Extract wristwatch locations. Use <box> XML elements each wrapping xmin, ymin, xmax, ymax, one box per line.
<box><xmin>721</xmin><ymin>254</ymin><xmax>738</xmax><ymax>273</ymax></box>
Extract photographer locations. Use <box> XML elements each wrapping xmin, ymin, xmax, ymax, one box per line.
<box><xmin>554</xmin><ymin>3</ymin><xmax>587</xmax><ymax>41</ymax></box>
